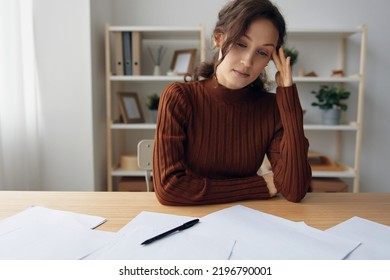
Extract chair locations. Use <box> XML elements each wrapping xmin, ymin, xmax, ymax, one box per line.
<box><xmin>137</xmin><ymin>139</ymin><xmax>154</xmax><ymax>192</ymax></box>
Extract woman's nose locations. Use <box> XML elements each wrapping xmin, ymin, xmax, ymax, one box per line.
<box><xmin>240</xmin><ymin>52</ymin><xmax>254</xmax><ymax>67</ymax></box>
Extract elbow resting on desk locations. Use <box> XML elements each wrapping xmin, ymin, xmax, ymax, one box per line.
<box><xmin>153</xmin><ymin>175</ymin><xmax>311</xmax><ymax>206</ymax></box>
<box><xmin>282</xmin><ymin>189</ymin><xmax>308</xmax><ymax>203</ymax></box>
<box><xmin>276</xmin><ymin>176</ymin><xmax>311</xmax><ymax>203</ymax></box>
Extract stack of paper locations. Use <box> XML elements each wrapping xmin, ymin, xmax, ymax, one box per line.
<box><xmin>189</xmin><ymin>205</ymin><xmax>361</xmax><ymax>259</ymax></box>
<box><xmin>1</xmin><ymin>205</ymin><xmax>389</xmax><ymax>260</ymax></box>
<box><xmin>0</xmin><ymin>206</ymin><xmax>114</xmax><ymax>260</ymax></box>
<box><xmin>87</xmin><ymin>206</ymin><xmax>362</xmax><ymax>260</ymax></box>
<box><xmin>326</xmin><ymin>216</ymin><xmax>390</xmax><ymax>259</ymax></box>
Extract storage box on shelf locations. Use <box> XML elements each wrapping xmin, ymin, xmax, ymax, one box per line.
<box><xmin>105</xmin><ymin>23</ymin><xmax>206</xmax><ymax>191</ymax></box>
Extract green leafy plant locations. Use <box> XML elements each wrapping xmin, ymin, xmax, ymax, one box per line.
<box><xmin>146</xmin><ymin>93</ymin><xmax>160</xmax><ymax>110</ymax></box>
<box><xmin>283</xmin><ymin>46</ymin><xmax>299</xmax><ymax>67</ymax></box>
<box><xmin>311</xmin><ymin>85</ymin><xmax>351</xmax><ymax>111</ymax></box>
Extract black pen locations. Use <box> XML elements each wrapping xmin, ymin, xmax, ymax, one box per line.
<box><xmin>141</xmin><ymin>219</ymin><xmax>200</xmax><ymax>245</ymax></box>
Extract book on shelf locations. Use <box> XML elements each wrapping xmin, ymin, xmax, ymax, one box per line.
<box><xmin>114</xmin><ymin>31</ymin><xmax>141</xmax><ymax>76</ymax></box>
<box><xmin>131</xmin><ymin>31</ymin><xmax>141</xmax><ymax>75</ymax></box>
<box><xmin>122</xmin><ymin>31</ymin><xmax>132</xmax><ymax>75</ymax></box>
<box><xmin>113</xmin><ymin>32</ymin><xmax>124</xmax><ymax>75</ymax></box>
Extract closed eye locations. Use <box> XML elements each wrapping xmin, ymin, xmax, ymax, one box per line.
<box><xmin>258</xmin><ymin>50</ymin><xmax>270</xmax><ymax>57</ymax></box>
<box><xmin>236</xmin><ymin>41</ymin><xmax>247</xmax><ymax>48</ymax></box>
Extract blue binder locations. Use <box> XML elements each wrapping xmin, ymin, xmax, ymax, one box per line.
<box><xmin>122</xmin><ymin>32</ymin><xmax>132</xmax><ymax>75</ymax></box>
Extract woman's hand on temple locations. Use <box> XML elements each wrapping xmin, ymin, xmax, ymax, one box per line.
<box><xmin>272</xmin><ymin>47</ymin><xmax>293</xmax><ymax>87</ymax></box>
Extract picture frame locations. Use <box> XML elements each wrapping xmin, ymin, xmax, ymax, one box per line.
<box><xmin>117</xmin><ymin>92</ymin><xmax>144</xmax><ymax>123</ymax></box>
<box><xmin>170</xmin><ymin>49</ymin><xmax>197</xmax><ymax>75</ymax></box>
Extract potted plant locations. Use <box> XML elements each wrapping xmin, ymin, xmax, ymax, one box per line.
<box><xmin>146</xmin><ymin>93</ymin><xmax>160</xmax><ymax>123</ymax></box>
<box><xmin>311</xmin><ymin>85</ymin><xmax>351</xmax><ymax>125</ymax></box>
<box><xmin>283</xmin><ymin>46</ymin><xmax>299</xmax><ymax>68</ymax></box>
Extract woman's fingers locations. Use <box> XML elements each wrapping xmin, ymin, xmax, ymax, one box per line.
<box><xmin>272</xmin><ymin>50</ymin><xmax>282</xmax><ymax>70</ymax></box>
<box><xmin>272</xmin><ymin>48</ymin><xmax>293</xmax><ymax>87</ymax></box>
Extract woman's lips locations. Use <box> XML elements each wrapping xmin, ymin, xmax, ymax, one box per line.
<box><xmin>233</xmin><ymin>69</ymin><xmax>250</xmax><ymax>78</ymax></box>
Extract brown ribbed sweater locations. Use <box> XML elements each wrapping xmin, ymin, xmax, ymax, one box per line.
<box><xmin>153</xmin><ymin>78</ymin><xmax>311</xmax><ymax>205</ymax></box>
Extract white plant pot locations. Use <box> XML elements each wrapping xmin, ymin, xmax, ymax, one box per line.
<box><xmin>322</xmin><ymin>108</ymin><xmax>341</xmax><ymax>125</ymax></box>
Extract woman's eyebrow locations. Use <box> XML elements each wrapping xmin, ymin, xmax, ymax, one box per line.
<box><xmin>242</xmin><ymin>34</ymin><xmax>275</xmax><ymax>47</ymax></box>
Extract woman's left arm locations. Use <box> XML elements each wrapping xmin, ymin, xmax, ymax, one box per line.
<box><xmin>267</xmin><ymin>48</ymin><xmax>312</xmax><ymax>202</ymax></box>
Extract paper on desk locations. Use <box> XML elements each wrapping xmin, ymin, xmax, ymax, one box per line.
<box><xmin>0</xmin><ymin>206</ymin><xmax>112</xmax><ymax>259</ymax></box>
<box><xmin>87</xmin><ymin>211</ymin><xmax>235</xmax><ymax>260</ymax></box>
<box><xmin>326</xmin><ymin>216</ymin><xmax>390</xmax><ymax>259</ymax></box>
<box><xmin>0</xmin><ymin>221</ymin><xmax>115</xmax><ymax>260</ymax></box>
<box><xmin>189</xmin><ymin>205</ymin><xmax>361</xmax><ymax>260</ymax></box>
<box><xmin>0</xmin><ymin>206</ymin><xmax>106</xmax><ymax>237</ymax></box>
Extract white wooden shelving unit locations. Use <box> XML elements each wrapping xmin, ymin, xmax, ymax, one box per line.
<box><xmin>105</xmin><ymin>24</ymin><xmax>206</xmax><ymax>191</ymax></box>
<box><xmin>288</xmin><ymin>25</ymin><xmax>367</xmax><ymax>192</ymax></box>
<box><xmin>105</xmin><ymin>24</ymin><xmax>366</xmax><ymax>193</ymax></box>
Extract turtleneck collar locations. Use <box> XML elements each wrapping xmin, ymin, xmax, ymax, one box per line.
<box><xmin>203</xmin><ymin>77</ymin><xmax>263</xmax><ymax>104</ymax></box>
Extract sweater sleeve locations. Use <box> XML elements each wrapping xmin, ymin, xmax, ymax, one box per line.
<box><xmin>153</xmin><ymin>83</ymin><xmax>271</xmax><ymax>206</ymax></box>
<box><xmin>267</xmin><ymin>84</ymin><xmax>312</xmax><ymax>202</ymax></box>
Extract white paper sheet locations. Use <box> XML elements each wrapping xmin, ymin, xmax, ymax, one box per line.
<box><xmin>0</xmin><ymin>221</ymin><xmax>115</xmax><ymax>260</ymax></box>
<box><xmin>0</xmin><ymin>206</ymin><xmax>106</xmax><ymax>237</ymax></box>
<box><xmin>326</xmin><ymin>216</ymin><xmax>390</xmax><ymax>259</ymax></box>
<box><xmin>189</xmin><ymin>205</ymin><xmax>361</xmax><ymax>260</ymax></box>
<box><xmin>1</xmin><ymin>205</ymin><xmax>374</xmax><ymax>260</ymax></box>
<box><xmin>86</xmin><ymin>211</ymin><xmax>235</xmax><ymax>260</ymax></box>
<box><xmin>0</xmin><ymin>206</ymin><xmax>112</xmax><ymax>260</ymax></box>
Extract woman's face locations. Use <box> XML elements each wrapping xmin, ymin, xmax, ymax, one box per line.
<box><xmin>215</xmin><ymin>18</ymin><xmax>279</xmax><ymax>90</ymax></box>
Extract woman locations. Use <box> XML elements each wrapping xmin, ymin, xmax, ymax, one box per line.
<box><xmin>153</xmin><ymin>0</ymin><xmax>311</xmax><ymax>205</ymax></box>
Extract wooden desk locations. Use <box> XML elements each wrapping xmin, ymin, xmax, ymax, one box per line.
<box><xmin>0</xmin><ymin>191</ymin><xmax>389</xmax><ymax>231</ymax></box>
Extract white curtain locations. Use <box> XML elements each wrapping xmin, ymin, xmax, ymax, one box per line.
<box><xmin>0</xmin><ymin>0</ymin><xmax>41</xmax><ymax>190</ymax></box>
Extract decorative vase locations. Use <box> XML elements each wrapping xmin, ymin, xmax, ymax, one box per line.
<box><xmin>153</xmin><ymin>65</ymin><xmax>161</xmax><ymax>76</ymax></box>
<box><xmin>322</xmin><ymin>108</ymin><xmax>341</xmax><ymax>125</ymax></box>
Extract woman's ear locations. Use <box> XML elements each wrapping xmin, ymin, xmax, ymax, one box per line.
<box><xmin>213</xmin><ymin>33</ymin><xmax>225</xmax><ymax>48</ymax></box>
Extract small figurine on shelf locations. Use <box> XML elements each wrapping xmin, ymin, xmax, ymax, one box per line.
<box><xmin>166</xmin><ymin>69</ymin><xmax>177</xmax><ymax>76</ymax></box>
<box><xmin>304</xmin><ymin>71</ymin><xmax>318</xmax><ymax>77</ymax></box>
<box><xmin>147</xmin><ymin>45</ymin><xmax>166</xmax><ymax>76</ymax></box>
<box><xmin>146</xmin><ymin>93</ymin><xmax>160</xmax><ymax>123</ymax></box>
<box><xmin>331</xmin><ymin>69</ymin><xmax>345</xmax><ymax>77</ymax></box>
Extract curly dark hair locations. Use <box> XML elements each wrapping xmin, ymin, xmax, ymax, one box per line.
<box><xmin>192</xmin><ymin>0</ymin><xmax>286</xmax><ymax>90</ymax></box>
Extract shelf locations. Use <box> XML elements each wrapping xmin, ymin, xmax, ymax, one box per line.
<box><xmin>312</xmin><ymin>166</ymin><xmax>355</xmax><ymax>178</ymax></box>
<box><xmin>111</xmin><ymin>123</ymin><xmax>358</xmax><ymax>131</ymax></box>
<box><xmin>111</xmin><ymin>123</ymin><xmax>156</xmax><ymax>129</ymax></box>
<box><xmin>288</xmin><ymin>26</ymin><xmax>363</xmax><ymax>37</ymax></box>
<box><xmin>112</xmin><ymin>168</ymin><xmax>145</xmax><ymax>177</ymax></box>
<box><xmin>303</xmin><ymin>123</ymin><xmax>358</xmax><ymax>131</ymax></box>
<box><xmin>111</xmin><ymin>75</ymin><xmax>361</xmax><ymax>83</ymax></box>
<box><xmin>109</xmin><ymin>26</ymin><xmax>203</xmax><ymax>40</ymax></box>
<box><xmin>112</xmin><ymin>167</ymin><xmax>356</xmax><ymax>179</ymax></box>
<box><xmin>110</xmin><ymin>75</ymin><xmax>188</xmax><ymax>82</ymax></box>
<box><xmin>293</xmin><ymin>76</ymin><xmax>361</xmax><ymax>83</ymax></box>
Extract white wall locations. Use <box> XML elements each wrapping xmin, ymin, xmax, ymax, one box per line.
<box><xmin>90</xmin><ymin>0</ymin><xmax>112</xmax><ymax>191</ymax></box>
<box><xmin>34</xmin><ymin>0</ymin><xmax>96</xmax><ymax>191</ymax></box>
